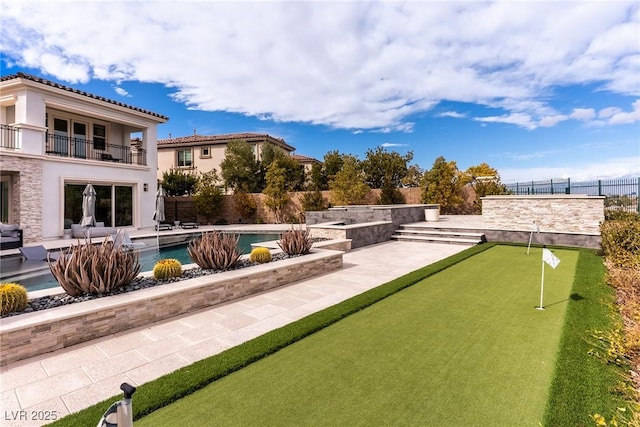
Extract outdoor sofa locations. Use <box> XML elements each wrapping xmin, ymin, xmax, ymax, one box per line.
<box><xmin>0</xmin><ymin>224</ymin><xmax>23</xmax><ymax>250</ymax></box>
<box><xmin>71</xmin><ymin>222</ymin><xmax>117</xmax><ymax>239</ymax></box>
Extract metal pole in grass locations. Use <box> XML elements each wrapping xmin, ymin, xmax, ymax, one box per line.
<box><xmin>537</xmin><ymin>247</ymin><xmax>561</xmax><ymax>311</ymax></box>
<box><xmin>527</xmin><ymin>222</ymin><xmax>539</xmax><ymax>255</ymax></box>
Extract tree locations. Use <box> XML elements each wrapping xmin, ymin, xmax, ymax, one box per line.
<box><xmin>192</xmin><ymin>170</ymin><xmax>224</xmax><ymax>224</ymax></box>
<box><xmin>300</xmin><ymin>189</ymin><xmax>328</xmax><ymax>212</ymax></box>
<box><xmin>421</xmin><ymin>156</ymin><xmax>466</xmax><ymax>213</ymax></box>
<box><xmin>323</xmin><ymin>150</ymin><xmax>345</xmax><ymax>182</ymax></box>
<box><xmin>308</xmin><ymin>162</ymin><xmax>328</xmax><ymax>191</ymax></box>
<box><xmin>361</xmin><ymin>147</ymin><xmax>413</xmax><ymax>188</ymax></box>
<box><xmin>161</xmin><ymin>169</ymin><xmax>198</xmax><ymax>196</ymax></box>
<box><xmin>329</xmin><ymin>155</ymin><xmax>371</xmax><ymax>205</ymax></box>
<box><xmin>401</xmin><ymin>164</ymin><xmax>424</xmax><ymax>188</ymax></box>
<box><xmin>263</xmin><ymin>160</ymin><xmax>290</xmax><ymax>223</ymax></box>
<box><xmin>379</xmin><ymin>178</ymin><xmax>406</xmax><ymax>205</ymax></box>
<box><xmin>465</xmin><ymin>163</ymin><xmax>510</xmax><ymax>199</ymax></box>
<box><xmin>220</xmin><ymin>140</ymin><xmax>261</xmax><ymax>192</ymax></box>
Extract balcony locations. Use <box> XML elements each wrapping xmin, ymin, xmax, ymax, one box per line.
<box><xmin>0</xmin><ymin>124</ymin><xmax>21</xmax><ymax>149</ymax></box>
<box><xmin>45</xmin><ymin>134</ymin><xmax>147</xmax><ymax>166</ymax></box>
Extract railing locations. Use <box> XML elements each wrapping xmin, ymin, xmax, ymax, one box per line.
<box><xmin>505</xmin><ymin>177</ymin><xmax>640</xmax><ymax>212</ymax></box>
<box><xmin>0</xmin><ymin>124</ymin><xmax>21</xmax><ymax>149</ymax></box>
<box><xmin>45</xmin><ymin>134</ymin><xmax>146</xmax><ymax>166</ymax></box>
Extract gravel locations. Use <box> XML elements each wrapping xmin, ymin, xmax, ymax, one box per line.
<box><xmin>3</xmin><ymin>253</ymin><xmax>297</xmax><ymax>318</ymax></box>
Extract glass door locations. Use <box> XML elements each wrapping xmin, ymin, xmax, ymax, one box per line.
<box><xmin>72</xmin><ymin>121</ymin><xmax>87</xmax><ymax>158</ymax></box>
<box><xmin>53</xmin><ymin>118</ymin><xmax>69</xmax><ymax>155</ymax></box>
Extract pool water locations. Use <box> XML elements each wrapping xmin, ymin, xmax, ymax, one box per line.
<box><xmin>3</xmin><ymin>233</ymin><xmax>280</xmax><ymax>292</ymax></box>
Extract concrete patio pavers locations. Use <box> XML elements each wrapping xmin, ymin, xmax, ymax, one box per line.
<box><xmin>0</xmin><ymin>240</ymin><xmax>468</xmax><ymax>426</ymax></box>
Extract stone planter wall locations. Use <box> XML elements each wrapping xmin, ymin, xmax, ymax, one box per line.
<box><xmin>308</xmin><ymin>221</ymin><xmax>395</xmax><ymax>249</ymax></box>
<box><xmin>0</xmin><ymin>249</ymin><xmax>343</xmax><ymax>366</ymax></box>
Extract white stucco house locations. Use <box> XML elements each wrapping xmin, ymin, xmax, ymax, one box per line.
<box><xmin>0</xmin><ymin>72</ymin><xmax>168</xmax><ymax>243</ymax></box>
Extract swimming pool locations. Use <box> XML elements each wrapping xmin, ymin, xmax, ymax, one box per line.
<box><xmin>0</xmin><ymin>233</ymin><xmax>280</xmax><ymax>292</ymax></box>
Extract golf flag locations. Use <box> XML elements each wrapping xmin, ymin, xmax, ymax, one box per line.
<box><xmin>542</xmin><ymin>248</ymin><xmax>560</xmax><ymax>269</ymax></box>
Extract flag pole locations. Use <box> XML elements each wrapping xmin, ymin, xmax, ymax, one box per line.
<box><xmin>527</xmin><ymin>230</ymin><xmax>534</xmax><ymax>255</ymax></box>
<box><xmin>537</xmin><ymin>258</ymin><xmax>546</xmax><ymax>310</ymax></box>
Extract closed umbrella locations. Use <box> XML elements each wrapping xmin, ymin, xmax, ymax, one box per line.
<box><xmin>153</xmin><ymin>187</ymin><xmax>166</xmax><ymax>249</ymax></box>
<box><xmin>80</xmin><ymin>183</ymin><xmax>96</xmax><ymax>238</ymax></box>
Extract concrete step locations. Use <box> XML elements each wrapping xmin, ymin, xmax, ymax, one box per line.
<box><xmin>394</xmin><ymin>229</ymin><xmax>485</xmax><ymax>239</ymax></box>
<box><xmin>390</xmin><ymin>234</ymin><xmax>482</xmax><ymax>245</ymax></box>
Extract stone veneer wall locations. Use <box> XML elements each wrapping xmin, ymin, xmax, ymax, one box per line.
<box><xmin>0</xmin><ymin>249</ymin><xmax>343</xmax><ymax>366</ymax></box>
<box><xmin>0</xmin><ymin>155</ymin><xmax>43</xmax><ymax>243</ymax></box>
<box><xmin>308</xmin><ymin>221</ymin><xmax>396</xmax><ymax>249</ymax></box>
<box><xmin>482</xmin><ymin>195</ymin><xmax>604</xmax><ymax>234</ymax></box>
<box><xmin>306</xmin><ymin>204</ymin><xmax>427</xmax><ymax>227</ymax></box>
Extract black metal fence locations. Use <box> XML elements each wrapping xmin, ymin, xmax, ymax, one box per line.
<box><xmin>45</xmin><ymin>134</ymin><xmax>147</xmax><ymax>166</ymax></box>
<box><xmin>0</xmin><ymin>124</ymin><xmax>21</xmax><ymax>149</ymax></box>
<box><xmin>505</xmin><ymin>177</ymin><xmax>640</xmax><ymax>212</ymax></box>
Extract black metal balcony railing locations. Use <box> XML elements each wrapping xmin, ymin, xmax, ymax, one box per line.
<box><xmin>45</xmin><ymin>134</ymin><xmax>147</xmax><ymax>166</ymax></box>
<box><xmin>0</xmin><ymin>124</ymin><xmax>21</xmax><ymax>149</ymax></box>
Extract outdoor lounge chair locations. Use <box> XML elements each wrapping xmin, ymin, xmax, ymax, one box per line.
<box><xmin>19</xmin><ymin>245</ymin><xmax>61</xmax><ymax>261</ymax></box>
<box><xmin>110</xmin><ymin>232</ymin><xmax>146</xmax><ymax>251</ymax></box>
<box><xmin>180</xmin><ymin>222</ymin><xmax>199</xmax><ymax>229</ymax></box>
<box><xmin>155</xmin><ymin>223</ymin><xmax>173</xmax><ymax>231</ymax></box>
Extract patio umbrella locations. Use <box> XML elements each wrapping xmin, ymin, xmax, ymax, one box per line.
<box><xmin>153</xmin><ymin>187</ymin><xmax>166</xmax><ymax>249</ymax></box>
<box><xmin>80</xmin><ymin>183</ymin><xmax>96</xmax><ymax>238</ymax></box>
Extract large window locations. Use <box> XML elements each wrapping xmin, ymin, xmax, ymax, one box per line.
<box><xmin>64</xmin><ymin>183</ymin><xmax>134</xmax><ymax>227</ymax></box>
<box><xmin>177</xmin><ymin>149</ymin><xmax>193</xmax><ymax>167</ymax></box>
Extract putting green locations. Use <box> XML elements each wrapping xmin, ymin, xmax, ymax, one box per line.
<box><xmin>137</xmin><ymin>246</ymin><xmax>577</xmax><ymax>426</ymax></box>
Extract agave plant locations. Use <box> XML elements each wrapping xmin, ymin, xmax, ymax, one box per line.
<box><xmin>49</xmin><ymin>238</ymin><xmax>141</xmax><ymax>296</ymax></box>
<box><xmin>187</xmin><ymin>231</ymin><xmax>242</xmax><ymax>270</ymax></box>
<box><xmin>278</xmin><ymin>227</ymin><xmax>312</xmax><ymax>256</ymax></box>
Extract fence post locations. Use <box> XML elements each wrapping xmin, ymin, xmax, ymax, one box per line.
<box><xmin>550</xmin><ymin>178</ymin><xmax>554</xmax><ymax>194</ymax></box>
<box><xmin>567</xmin><ymin>178</ymin><xmax>570</xmax><ymax>194</ymax></box>
<box><xmin>637</xmin><ymin>177</ymin><xmax>640</xmax><ymax>213</ymax></box>
<box><xmin>598</xmin><ymin>180</ymin><xmax>602</xmax><ymax>196</ymax></box>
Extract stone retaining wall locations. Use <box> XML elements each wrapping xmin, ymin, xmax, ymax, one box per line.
<box><xmin>482</xmin><ymin>195</ymin><xmax>604</xmax><ymax>234</ymax></box>
<box><xmin>308</xmin><ymin>221</ymin><xmax>396</xmax><ymax>249</ymax></box>
<box><xmin>0</xmin><ymin>249</ymin><xmax>343</xmax><ymax>366</ymax></box>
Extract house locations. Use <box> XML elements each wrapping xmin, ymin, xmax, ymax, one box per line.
<box><xmin>290</xmin><ymin>153</ymin><xmax>320</xmax><ymax>174</ymax></box>
<box><xmin>156</xmin><ymin>132</ymin><xmax>296</xmax><ymax>181</ymax></box>
<box><xmin>0</xmin><ymin>72</ymin><xmax>168</xmax><ymax>243</ymax></box>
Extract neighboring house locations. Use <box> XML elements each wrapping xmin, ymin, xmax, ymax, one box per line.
<box><xmin>0</xmin><ymin>72</ymin><xmax>168</xmax><ymax>243</ymax></box>
<box><xmin>156</xmin><ymin>132</ymin><xmax>297</xmax><ymax>180</ymax></box>
<box><xmin>290</xmin><ymin>153</ymin><xmax>320</xmax><ymax>174</ymax></box>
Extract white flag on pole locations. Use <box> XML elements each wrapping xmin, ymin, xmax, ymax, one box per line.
<box><xmin>542</xmin><ymin>248</ymin><xmax>560</xmax><ymax>269</ymax></box>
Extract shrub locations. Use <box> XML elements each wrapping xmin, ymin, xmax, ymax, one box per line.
<box><xmin>249</xmin><ymin>247</ymin><xmax>272</xmax><ymax>264</ymax></box>
<box><xmin>49</xmin><ymin>239</ymin><xmax>140</xmax><ymax>296</ymax></box>
<box><xmin>153</xmin><ymin>259</ymin><xmax>183</xmax><ymax>280</ymax></box>
<box><xmin>1</xmin><ymin>282</ymin><xmax>28</xmax><ymax>315</ymax></box>
<box><xmin>600</xmin><ymin>219</ymin><xmax>640</xmax><ymax>268</ymax></box>
<box><xmin>300</xmin><ymin>190</ymin><xmax>328</xmax><ymax>212</ymax></box>
<box><xmin>188</xmin><ymin>232</ymin><xmax>242</xmax><ymax>270</ymax></box>
<box><xmin>278</xmin><ymin>227</ymin><xmax>312</xmax><ymax>256</ymax></box>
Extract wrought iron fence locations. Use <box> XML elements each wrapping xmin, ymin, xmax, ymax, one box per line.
<box><xmin>45</xmin><ymin>134</ymin><xmax>146</xmax><ymax>166</ymax></box>
<box><xmin>505</xmin><ymin>177</ymin><xmax>640</xmax><ymax>212</ymax></box>
<box><xmin>0</xmin><ymin>124</ymin><xmax>21</xmax><ymax>149</ymax></box>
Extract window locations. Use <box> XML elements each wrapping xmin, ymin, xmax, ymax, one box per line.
<box><xmin>201</xmin><ymin>146</ymin><xmax>210</xmax><ymax>158</ymax></box>
<box><xmin>93</xmin><ymin>124</ymin><xmax>106</xmax><ymax>150</ymax></box>
<box><xmin>64</xmin><ymin>183</ymin><xmax>133</xmax><ymax>227</ymax></box>
<box><xmin>177</xmin><ymin>149</ymin><xmax>193</xmax><ymax>167</ymax></box>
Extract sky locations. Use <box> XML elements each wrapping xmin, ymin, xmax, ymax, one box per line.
<box><xmin>1</xmin><ymin>0</ymin><xmax>639</xmax><ymax>183</ymax></box>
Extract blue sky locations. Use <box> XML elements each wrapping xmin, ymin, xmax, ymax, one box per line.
<box><xmin>1</xmin><ymin>1</ymin><xmax>638</xmax><ymax>183</ymax></box>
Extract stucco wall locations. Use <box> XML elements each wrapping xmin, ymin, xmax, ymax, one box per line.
<box><xmin>481</xmin><ymin>195</ymin><xmax>604</xmax><ymax>235</ymax></box>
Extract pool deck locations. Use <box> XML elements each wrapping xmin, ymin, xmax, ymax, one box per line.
<box><xmin>0</xmin><ymin>218</ymin><xmax>481</xmax><ymax>426</ymax></box>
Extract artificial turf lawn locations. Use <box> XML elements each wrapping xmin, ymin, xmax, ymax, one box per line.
<box><xmin>136</xmin><ymin>245</ymin><xmax>578</xmax><ymax>426</ymax></box>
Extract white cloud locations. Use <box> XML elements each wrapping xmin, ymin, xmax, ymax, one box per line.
<box><xmin>1</xmin><ymin>1</ymin><xmax>638</xmax><ymax>130</ymax></box>
<box><xmin>113</xmin><ymin>86</ymin><xmax>130</xmax><ymax>97</ymax></box>
<box><xmin>381</xmin><ymin>142</ymin><xmax>408</xmax><ymax>148</ymax></box>
<box><xmin>439</xmin><ymin>111</ymin><xmax>467</xmax><ymax>118</ymax></box>
<box><xmin>570</xmin><ymin>108</ymin><xmax>596</xmax><ymax>121</ymax></box>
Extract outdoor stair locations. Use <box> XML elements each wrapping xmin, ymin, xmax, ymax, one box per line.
<box><xmin>391</xmin><ymin>225</ymin><xmax>486</xmax><ymax>246</ymax></box>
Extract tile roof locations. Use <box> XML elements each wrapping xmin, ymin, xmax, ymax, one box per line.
<box><xmin>291</xmin><ymin>154</ymin><xmax>320</xmax><ymax>163</ymax></box>
<box><xmin>158</xmin><ymin>132</ymin><xmax>295</xmax><ymax>152</ymax></box>
<box><xmin>0</xmin><ymin>72</ymin><xmax>168</xmax><ymax>121</ymax></box>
